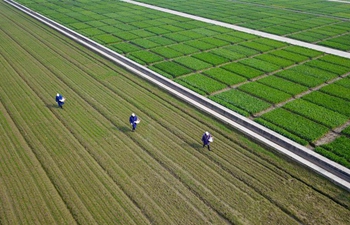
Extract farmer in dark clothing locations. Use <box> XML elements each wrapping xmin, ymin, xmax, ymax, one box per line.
<box><xmin>55</xmin><ymin>93</ymin><xmax>65</xmax><ymax>108</ymax></box>
<box><xmin>202</xmin><ymin>131</ymin><xmax>212</xmax><ymax>151</ymax></box>
<box><xmin>129</xmin><ymin>113</ymin><xmax>139</xmax><ymax>131</ymax></box>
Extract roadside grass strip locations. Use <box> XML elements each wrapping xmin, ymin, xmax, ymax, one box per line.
<box><xmin>203</xmin><ymin>68</ymin><xmax>247</xmax><ymax>85</ymax></box>
<box><xmin>257</xmin><ymin>108</ymin><xmax>329</xmax><ymax>143</ymax></box>
<box><xmin>283</xmin><ymin>99</ymin><xmax>348</xmax><ymax>129</ymax></box>
<box><xmin>257</xmin><ymin>76</ymin><xmax>308</xmax><ymax>96</ymax></box>
<box><xmin>222</xmin><ymin>62</ymin><xmax>264</xmax><ymax>79</ymax></box>
<box><xmin>302</xmin><ymin>91</ymin><xmax>350</xmax><ymax>117</ymax></box>
<box><xmin>316</xmin><ymin>136</ymin><xmax>350</xmax><ymax>166</ymax></box>
<box><xmin>176</xmin><ymin>73</ymin><xmax>227</xmax><ymax>95</ymax></box>
<box><xmin>238</xmin><ymin>82</ymin><xmax>292</xmax><ymax>104</ymax></box>
<box><xmin>210</xmin><ymin>89</ymin><xmax>271</xmax><ymax>115</ymax></box>
<box><xmin>174</xmin><ymin>56</ymin><xmax>212</xmax><ymax>71</ymax></box>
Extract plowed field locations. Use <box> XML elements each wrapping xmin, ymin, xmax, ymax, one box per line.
<box><xmin>0</xmin><ymin>2</ymin><xmax>349</xmax><ymax>225</ymax></box>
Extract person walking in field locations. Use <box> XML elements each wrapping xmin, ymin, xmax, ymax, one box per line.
<box><xmin>129</xmin><ymin>113</ymin><xmax>139</xmax><ymax>131</ymax></box>
<box><xmin>202</xmin><ymin>131</ymin><xmax>213</xmax><ymax>151</ymax></box>
<box><xmin>55</xmin><ymin>93</ymin><xmax>65</xmax><ymax>109</ymax></box>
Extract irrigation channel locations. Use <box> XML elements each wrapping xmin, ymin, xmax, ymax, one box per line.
<box><xmin>5</xmin><ymin>0</ymin><xmax>350</xmax><ymax>191</ymax></box>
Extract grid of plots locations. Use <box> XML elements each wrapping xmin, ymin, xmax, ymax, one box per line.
<box><xmin>16</xmin><ymin>0</ymin><xmax>350</xmax><ymax>168</ymax></box>
<box><xmin>135</xmin><ymin>0</ymin><xmax>350</xmax><ymax>51</ymax></box>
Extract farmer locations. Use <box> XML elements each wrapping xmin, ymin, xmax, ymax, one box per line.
<box><xmin>202</xmin><ymin>131</ymin><xmax>212</xmax><ymax>151</ymax></box>
<box><xmin>129</xmin><ymin>113</ymin><xmax>138</xmax><ymax>131</ymax></box>
<box><xmin>55</xmin><ymin>93</ymin><xmax>65</xmax><ymax>108</ymax></box>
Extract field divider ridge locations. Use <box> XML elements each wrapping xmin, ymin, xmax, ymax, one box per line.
<box><xmin>5</xmin><ymin>0</ymin><xmax>350</xmax><ymax>191</ymax></box>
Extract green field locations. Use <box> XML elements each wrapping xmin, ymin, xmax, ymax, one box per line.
<box><xmin>12</xmin><ymin>0</ymin><xmax>350</xmax><ymax>166</ymax></box>
<box><xmin>1</xmin><ymin>1</ymin><xmax>350</xmax><ymax>224</ymax></box>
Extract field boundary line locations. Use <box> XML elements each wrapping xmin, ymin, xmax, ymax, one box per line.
<box><xmin>122</xmin><ymin>0</ymin><xmax>350</xmax><ymax>59</ymax></box>
<box><xmin>6</xmin><ymin>0</ymin><xmax>350</xmax><ymax>191</ymax></box>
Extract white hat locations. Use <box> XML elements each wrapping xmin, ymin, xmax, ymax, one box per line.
<box><xmin>132</xmin><ymin>113</ymin><xmax>135</xmax><ymax>116</ymax></box>
<box><xmin>56</xmin><ymin>93</ymin><xmax>59</xmax><ymax>96</ymax></box>
<box><xmin>205</xmin><ymin>131</ymin><xmax>209</xmax><ymax>135</ymax></box>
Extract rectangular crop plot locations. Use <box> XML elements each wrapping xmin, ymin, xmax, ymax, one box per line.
<box><xmin>131</xmin><ymin>39</ymin><xmax>160</xmax><ymax>49</ymax></box>
<box><xmin>238</xmin><ymin>82</ymin><xmax>292</xmax><ymax>104</ymax></box>
<box><xmin>239</xmin><ymin>58</ymin><xmax>281</xmax><ymax>73</ymax></box>
<box><xmin>258</xmin><ymin>108</ymin><xmax>329</xmax><ymax>143</ymax></box>
<box><xmin>319</xmin><ymin>84</ymin><xmax>350</xmax><ymax>101</ymax></box>
<box><xmin>183</xmin><ymin>40</ymin><xmax>215</xmax><ymax>51</ymax></box>
<box><xmin>222</xmin><ymin>62</ymin><xmax>264</xmax><ymax>79</ymax></box>
<box><xmin>319</xmin><ymin>55</ymin><xmax>350</xmax><ymax>69</ymax></box>
<box><xmin>192</xmin><ymin>52</ymin><xmax>230</xmax><ymax>66</ymax></box>
<box><xmin>94</xmin><ymin>34</ymin><xmax>121</xmax><ymax>44</ymax></box>
<box><xmin>210</xmin><ymin>89</ymin><xmax>271</xmax><ymax>115</ymax></box>
<box><xmin>203</xmin><ymin>68</ymin><xmax>247</xmax><ymax>85</ymax></box>
<box><xmin>255</xmin><ymin>54</ymin><xmax>295</xmax><ymax>68</ymax></box>
<box><xmin>168</xmin><ymin>43</ymin><xmax>200</xmax><ymax>55</ymax></box>
<box><xmin>176</xmin><ymin>73</ymin><xmax>227</xmax><ymax>94</ymax></box>
<box><xmin>304</xmin><ymin>59</ymin><xmax>350</xmax><ymax>76</ymax></box>
<box><xmin>239</xmin><ymin>41</ymin><xmax>275</xmax><ymax>52</ymax></box>
<box><xmin>224</xmin><ymin>45</ymin><xmax>259</xmax><ymax>57</ymax></box>
<box><xmin>317</xmin><ymin>136</ymin><xmax>350</xmax><ymax>163</ymax></box>
<box><xmin>291</xmin><ymin>65</ymin><xmax>338</xmax><ymax>82</ymax></box>
<box><xmin>258</xmin><ymin>76</ymin><xmax>308</xmax><ymax>96</ymax></box>
<box><xmin>283</xmin><ymin>99</ymin><xmax>348</xmax><ymax>129</ymax></box>
<box><xmin>210</xmin><ymin>48</ymin><xmax>245</xmax><ymax>61</ymax></box>
<box><xmin>174</xmin><ymin>56</ymin><xmax>212</xmax><ymax>71</ymax></box>
<box><xmin>110</xmin><ymin>42</ymin><xmax>142</xmax><ymax>54</ymax></box>
<box><xmin>152</xmin><ymin>61</ymin><xmax>192</xmax><ymax>77</ymax></box>
<box><xmin>128</xmin><ymin>50</ymin><xmax>164</xmax><ymax>65</ymax></box>
<box><xmin>302</xmin><ymin>91</ymin><xmax>350</xmax><ymax>117</ymax></box>
<box><xmin>283</xmin><ymin>46</ymin><xmax>322</xmax><ymax>58</ymax></box>
<box><xmin>275</xmin><ymin>70</ymin><xmax>324</xmax><ymax>87</ymax></box>
<box><xmin>199</xmin><ymin>37</ymin><xmax>230</xmax><ymax>47</ymax></box>
<box><xmin>269</xmin><ymin>49</ymin><xmax>309</xmax><ymax>63</ymax></box>
<box><xmin>150</xmin><ymin>47</ymin><xmax>183</xmax><ymax>59</ymax></box>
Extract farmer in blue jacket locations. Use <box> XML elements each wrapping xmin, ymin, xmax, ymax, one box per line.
<box><xmin>55</xmin><ymin>93</ymin><xmax>65</xmax><ymax>108</ymax></box>
<box><xmin>202</xmin><ymin>131</ymin><xmax>212</xmax><ymax>151</ymax></box>
<box><xmin>129</xmin><ymin>113</ymin><xmax>138</xmax><ymax>131</ymax></box>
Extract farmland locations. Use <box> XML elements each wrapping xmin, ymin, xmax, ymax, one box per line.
<box><xmin>11</xmin><ymin>0</ymin><xmax>350</xmax><ymax>169</ymax></box>
<box><xmin>1</xmin><ymin>1</ymin><xmax>350</xmax><ymax>224</ymax></box>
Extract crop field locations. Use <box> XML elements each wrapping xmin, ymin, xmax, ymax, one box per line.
<box><xmin>135</xmin><ymin>0</ymin><xmax>350</xmax><ymax>51</ymax></box>
<box><xmin>1</xmin><ymin>1</ymin><xmax>350</xmax><ymax>224</ymax></box>
<box><xmin>12</xmin><ymin>0</ymin><xmax>350</xmax><ymax>168</ymax></box>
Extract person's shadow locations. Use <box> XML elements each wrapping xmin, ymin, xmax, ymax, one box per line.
<box><xmin>46</xmin><ymin>104</ymin><xmax>58</xmax><ymax>108</ymax></box>
<box><xmin>114</xmin><ymin>126</ymin><xmax>131</xmax><ymax>133</ymax></box>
